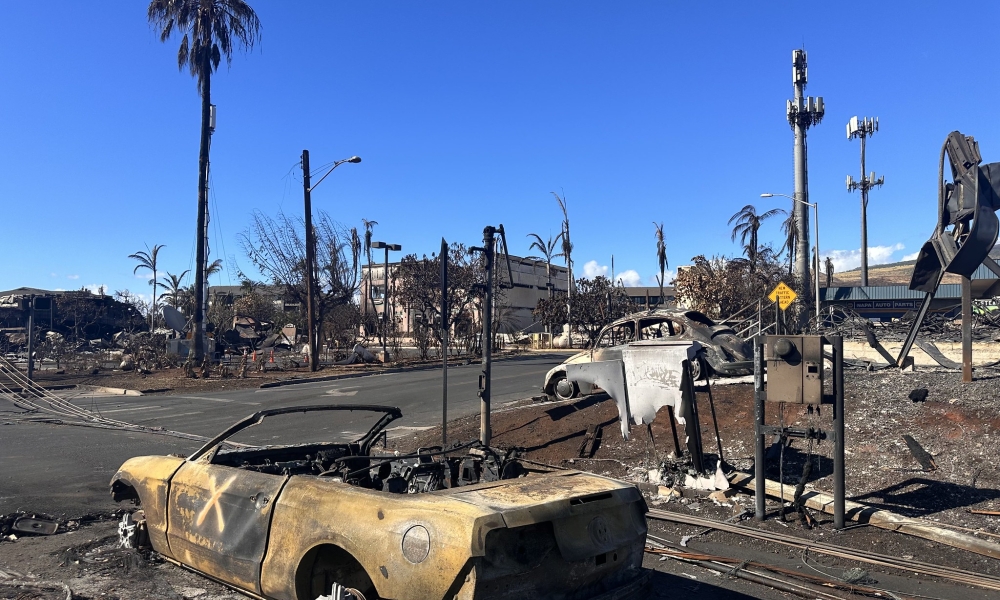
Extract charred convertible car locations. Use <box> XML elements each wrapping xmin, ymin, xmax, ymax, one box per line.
<box><xmin>111</xmin><ymin>405</ymin><xmax>648</xmax><ymax>600</ymax></box>
<box><xmin>544</xmin><ymin>308</ymin><xmax>753</xmax><ymax>400</ymax></box>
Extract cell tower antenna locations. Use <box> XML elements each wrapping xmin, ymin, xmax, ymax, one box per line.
<box><xmin>787</xmin><ymin>49</ymin><xmax>824</xmax><ymax>325</ymax></box>
<box><xmin>846</xmin><ymin>116</ymin><xmax>885</xmax><ymax>287</ymax></box>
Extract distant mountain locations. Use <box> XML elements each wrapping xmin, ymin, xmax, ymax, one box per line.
<box><xmin>828</xmin><ymin>246</ymin><xmax>1000</xmax><ymax>287</ymax></box>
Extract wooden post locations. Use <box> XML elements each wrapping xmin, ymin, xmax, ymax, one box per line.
<box><xmin>962</xmin><ymin>276</ymin><xmax>973</xmax><ymax>383</ymax></box>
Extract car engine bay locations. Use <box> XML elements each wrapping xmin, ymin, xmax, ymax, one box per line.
<box><xmin>213</xmin><ymin>442</ymin><xmax>528</xmax><ymax>494</ymax></box>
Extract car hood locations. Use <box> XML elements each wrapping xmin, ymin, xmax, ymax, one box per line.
<box><xmin>561</xmin><ymin>350</ymin><xmax>592</xmax><ymax>365</ymax></box>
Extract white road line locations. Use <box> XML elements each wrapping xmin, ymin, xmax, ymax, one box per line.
<box><xmin>139</xmin><ymin>411</ymin><xmax>203</xmax><ymax>421</ymax></box>
<box><xmin>385</xmin><ymin>425</ymin><xmax>435</xmax><ymax>432</ymax></box>
<box><xmin>96</xmin><ymin>405</ymin><xmax>166</xmax><ymax>413</ymax></box>
<box><xmin>171</xmin><ymin>396</ymin><xmax>260</xmax><ymax>405</ymax></box>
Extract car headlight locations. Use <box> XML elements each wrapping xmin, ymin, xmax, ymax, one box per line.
<box><xmin>401</xmin><ymin>525</ymin><xmax>430</xmax><ymax>563</ymax></box>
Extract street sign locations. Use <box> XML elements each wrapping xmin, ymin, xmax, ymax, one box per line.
<box><xmin>768</xmin><ymin>282</ymin><xmax>798</xmax><ymax>311</ymax></box>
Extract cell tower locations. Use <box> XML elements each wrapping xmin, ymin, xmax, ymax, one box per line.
<box><xmin>846</xmin><ymin>116</ymin><xmax>884</xmax><ymax>287</ymax></box>
<box><xmin>787</xmin><ymin>49</ymin><xmax>824</xmax><ymax>315</ymax></box>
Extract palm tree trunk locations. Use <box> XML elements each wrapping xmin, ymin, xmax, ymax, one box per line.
<box><xmin>151</xmin><ymin>269</ymin><xmax>157</xmax><ymax>331</ymax></box>
<box><xmin>193</xmin><ymin>67</ymin><xmax>211</xmax><ymax>361</ymax></box>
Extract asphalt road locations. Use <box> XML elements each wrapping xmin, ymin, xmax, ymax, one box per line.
<box><xmin>0</xmin><ymin>353</ymin><xmax>564</xmax><ymax>517</ymax></box>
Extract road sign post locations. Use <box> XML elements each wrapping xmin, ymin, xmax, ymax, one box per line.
<box><xmin>768</xmin><ymin>282</ymin><xmax>798</xmax><ymax>311</ymax></box>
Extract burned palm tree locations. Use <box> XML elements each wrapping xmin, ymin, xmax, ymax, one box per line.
<box><xmin>361</xmin><ymin>219</ymin><xmax>379</xmax><ymax>340</ymax></box>
<box><xmin>780</xmin><ymin>212</ymin><xmax>798</xmax><ymax>276</ymax></box>
<box><xmin>653</xmin><ymin>222</ymin><xmax>668</xmax><ymax>303</ymax></box>
<box><xmin>729</xmin><ymin>205</ymin><xmax>783</xmax><ymax>273</ymax></box>
<box><xmin>129</xmin><ymin>243</ymin><xmax>165</xmax><ymax>330</ymax></box>
<box><xmin>553</xmin><ymin>191</ymin><xmax>573</xmax><ymax>348</ymax></box>
<box><xmin>148</xmin><ymin>0</ymin><xmax>261</xmax><ymax>360</ymax></box>
<box><xmin>527</xmin><ymin>232</ymin><xmax>563</xmax><ymax>299</ymax></box>
<box><xmin>160</xmin><ymin>270</ymin><xmax>190</xmax><ymax>309</ymax></box>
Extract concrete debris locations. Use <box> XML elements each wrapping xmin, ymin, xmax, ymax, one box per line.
<box><xmin>334</xmin><ymin>344</ymin><xmax>379</xmax><ymax>365</ymax></box>
<box><xmin>684</xmin><ymin>464</ymin><xmax>730</xmax><ymax>492</ymax></box>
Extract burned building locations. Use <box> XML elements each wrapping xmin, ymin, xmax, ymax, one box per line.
<box><xmin>361</xmin><ymin>255</ymin><xmax>572</xmax><ymax>336</ymax></box>
<box><xmin>0</xmin><ymin>287</ymin><xmax>145</xmax><ymax>346</ymax></box>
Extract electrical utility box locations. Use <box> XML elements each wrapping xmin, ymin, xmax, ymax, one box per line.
<box><xmin>765</xmin><ymin>335</ymin><xmax>824</xmax><ymax>404</ymax></box>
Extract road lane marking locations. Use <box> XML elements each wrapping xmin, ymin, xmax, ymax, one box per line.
<box><xmin>324</xmin><ymin>388</ymin><xmax>359</xmax><ymax>396</ymax></box>
<box><xmin>97</xmin><ymin>405</ymin><xmax>166</xmax><ymax>413</ymax></box>
<box><xmin>171</xmin><ymin>396</ymin><xmax>260</xmax><ymax>405</ymax></box>
<box><xmin>136</xmin><ymin>411</ymin><xmax>203</xmax><ymax>421</ymax></box>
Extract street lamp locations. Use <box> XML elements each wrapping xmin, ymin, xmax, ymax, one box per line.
<box><xmin>302</xmin><ymin>152</ymin><xmax>362</xmax><ymax>371</ymax></box>
<box><xmin>762</xmin><ymin>192</ymin><xmax>821</xmax><ymax>325</ymax></box>
<box><xmin>372</xmin><ymin>240</ymin><xmax>402</xmax><ymax>362</ymax></box>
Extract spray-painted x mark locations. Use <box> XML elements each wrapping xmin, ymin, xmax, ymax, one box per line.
<box><xmin>196</xmin><ymin>475</ymin><xmax>237</xmax><ymax>533</ymax></box>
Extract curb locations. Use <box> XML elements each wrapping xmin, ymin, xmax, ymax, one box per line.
<box><xmin>258</xmin><ymin>351</ymin><xmax>557</xmax><ymax>389</ymax></box>
<box><xmin>76</xmin><ymin>385</ymin><xmax>144</xmax><ymax>396</ymax></box>
<box><xmin>258</xmin><ymin>362</ymin><xmax>460</xmax><ymax>389</ymax></box>
<box><xmin>2</xmin><ymin>384</ymin><xmax>77</xmax><ymax>394</ymax></box>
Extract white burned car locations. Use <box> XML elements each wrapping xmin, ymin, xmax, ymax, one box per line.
<box><xmin>543</xmin><ymin>308</ymin><xmax>754</xmax><ymax>400</ymax></box>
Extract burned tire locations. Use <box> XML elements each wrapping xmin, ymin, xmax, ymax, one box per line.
<box><xmin>552</xmin><ymin>375</ymin><xmax>578</xmax><ymax>401</ymax></box>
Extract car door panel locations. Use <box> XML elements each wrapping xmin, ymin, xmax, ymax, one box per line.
<box><xmin>166</xmin><ymin>461</ymin><xmax>287</xmax><ymax>593</ymax></box>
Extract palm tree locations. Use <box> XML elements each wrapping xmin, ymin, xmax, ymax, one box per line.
<box><xmin>161</xmin><ymin>270</ymin><xmax>190</xmax><ymax>309</ymax></box>
<box><xmin>148</xmin><ymin>0</ymin><xmax>261</xmax><ymax>360</ymax></box>
<box><xmin>361</xmin><ymin>219</ymin><xmax>378</xmax><ymax>323</ymax></box>
<box><xmin>553</xmin><ymin>191</ymin><xmax>573</xmax><ymax>348</ymax></box>
<box><xmin>129</xmin><ymin>244</ymin><xmax>166</xmax><ymax>330</ymax></box>
<box><xmin>526</xmin><ymin>232</ymin><xmax>563</xmax><ymax>299</ymax></box>
<box><xmin>780</xmin><ymin>212</ymin><xmax>798</xmax><ymax>275</ymax></box>
<box><xmin>206</xmin><ymin>258</ymin><xmax>224</xmax><ymax>277</ymax></box>
<box><xmin>653</xmin><ymin>222</ymin><xmax>668</xmax><ymax>303</ymax></box>
<box><xmin>728</xmin><ymin>204</ymin><xmax>783</xmax><ymax>272</ymax></box>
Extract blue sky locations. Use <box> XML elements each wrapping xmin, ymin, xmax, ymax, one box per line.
<box><xmin>3</xmin><ymin>1</ymin><xmax>1000</xmax><ymax>300</ymax></box>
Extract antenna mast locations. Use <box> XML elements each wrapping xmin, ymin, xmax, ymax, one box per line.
<box><xmin>787</xmin><ymin>49</ymin><xmax>824</xmax><ymax>325</ymax></box>
<box><xmin>846</xmin><ymin>116</ymin><xmax>884</xmax><ymax>287</ymax></box>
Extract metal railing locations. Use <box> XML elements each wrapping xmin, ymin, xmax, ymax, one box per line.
<box><xmin>726</xmin><ymin>298</ymin><xmax>780</xmax><ymax>339</ymax></box>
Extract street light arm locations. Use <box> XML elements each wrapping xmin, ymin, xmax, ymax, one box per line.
<box><xmin>762</xmin><ymin>192</ymin><xmax>814</xmax><ymax>208</ymax></box>
<box><xmin>309</xmin><ymin>156</ymin><xmax>362</xmax><ymax>192</ymax></box>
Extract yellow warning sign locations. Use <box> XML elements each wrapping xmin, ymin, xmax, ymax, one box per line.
<box><xmin>768</xmin><ymin>282</ymin><xmax>798</xmax><ymax>311</ymax></box>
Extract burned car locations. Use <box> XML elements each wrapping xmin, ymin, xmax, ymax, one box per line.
<box><xmin>111</xmin><ymin>405</ymin><xmax>648</xmax><ymax>600</ymax></box>
<box><xmin>543</xmin><ymin>308</ymin><xmax>753</xmax><ymax>400</ymax></box>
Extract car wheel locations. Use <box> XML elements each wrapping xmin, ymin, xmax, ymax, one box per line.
<box><xmin>689</xmin><ymin>356</ymin><xmax>707</xmax><ymax>381</ymax></box>
<box><xmin>553</xmin><ymin>376</ymin><xmax>578</xmax><ymax>401</ymax></box>
<box><xmin>118</xmin><ymin>510</ymin><xmax>148</xmax><ymax>549</ymax></box>
<box><xmin>315</xmin><ymin>583</ymin><xmax>367</xmax><ymax>600</ymax></box>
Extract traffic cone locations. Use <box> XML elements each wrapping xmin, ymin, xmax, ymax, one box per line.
<box><xmin>252</xmin><ymin>350</ymin><xmax>256</xmax><ymax>362</ymax></box>
<box><xmin>269</xmin><ymin>349</ymin><xmax>274</xmax><ymax>363</ymax></box>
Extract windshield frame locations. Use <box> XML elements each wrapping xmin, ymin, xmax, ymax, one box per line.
<box><xmin>186</xmin><ymin>404</ymin><xmax>403</xmax><ymax>462</ymax></box>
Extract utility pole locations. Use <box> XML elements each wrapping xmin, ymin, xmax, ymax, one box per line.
<box><xmin>26</xmin><ymin>296</ymin><xmax>35</xmax><ymax>381</ymax></box>
<box><xmin>299</xmin><ymin>153</ymin><xmax>362</xmax><ymax>370</ymax></box>
<box><xmin>846</xmin><ymin>116</ymin><xmax>884</xmax><ymax>287</ymax></box>
<box><xmin>478</xmin><ymin>226</ymin><xmax>496</xmax><ymax>446</ymax></box>
<box><xmin>441</xmin><ymin>238</ymin><xmax>449</xmax><ymax>446</ymax></box>
<box><xmin>564</xmin><ymin>223</ymin><xmax>572</xmax><ymax>349</ymax></box>
<box><xmin>301</xmin><ymin>149</ymin><xmax>318</xmax><ymax>371</ymax></box>
<box><xmin>787</xmin><ymin>49</ymin><xmax>824</xmax><ymax>326</ymax></box>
